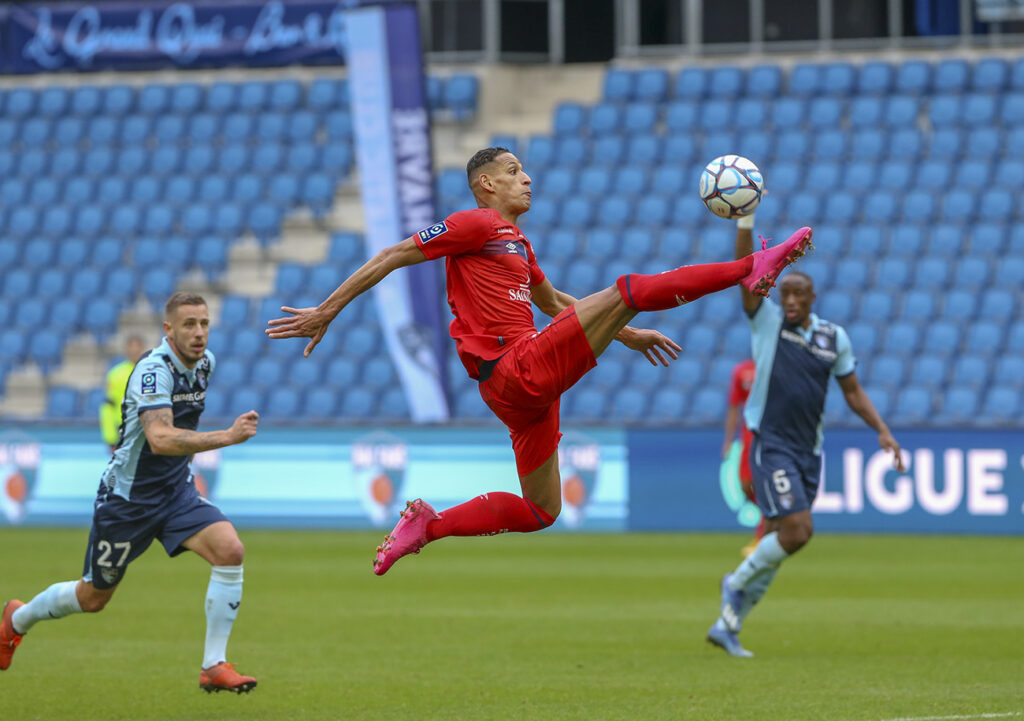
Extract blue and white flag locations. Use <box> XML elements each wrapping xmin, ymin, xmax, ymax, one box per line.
<box><xmin>346</xmin><ymin>3</ymin><xmax>449</xmax><ymax>422</ymax></box>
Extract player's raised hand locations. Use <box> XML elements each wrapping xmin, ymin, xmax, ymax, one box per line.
<box><xmin>622</xmin><ymin>328</ymin><xmax>681</xmax><ymax>367</ymax></box>
<box><xmin>229</xmin><ymin>410</ymin><xmax>259</xmax><ymax>444</ymax></box>
<box><xmin>879</xmin><ymin>429</ymin><xmax>905</xmax><ymax>472</ymax></box>
<box><xmin>265</xmin><ymin>306</ymin><xmax>331</xmax><ymax>357</ymax></box>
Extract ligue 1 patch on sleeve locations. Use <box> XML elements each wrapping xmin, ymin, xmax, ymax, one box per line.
<box><xmin>140</xmin><ymin>372</ymin><xmax>157</xmax><ymax>395</ymax></box>
<box><xmin>417</xmin><ymin>221</ymin><xmax>449</xmax><ymax>243</ymax></box>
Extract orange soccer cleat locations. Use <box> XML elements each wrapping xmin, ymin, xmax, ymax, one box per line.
<box><xmin>0</xmin><ymin>600</ymin><xmax>25</xmax><ymax>671</ymax></box>
<box><xmin>199</xmin><ymin>662</ymin><xmax>257</xmax><ymax>694</ymax></box>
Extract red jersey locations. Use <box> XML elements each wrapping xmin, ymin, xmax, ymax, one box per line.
<box><xmin>413</xmin><ymin>208</ymin><xmax>546</xmax><ymax>379</ymax></box>
<box><xmin>728</xmin><ymin>358</ymin><xmax>756</xmax><ymax>408</ymax></box>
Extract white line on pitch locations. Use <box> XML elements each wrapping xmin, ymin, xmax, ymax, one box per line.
<box><xmin>878</xmin><ymin>713</ymin><xmax>1022</xmax><ymax>721</ymax></box>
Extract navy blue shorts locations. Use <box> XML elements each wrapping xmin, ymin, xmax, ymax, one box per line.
<box><xmin>82</xmin><ymin>481</ymin><xmax>228</xmax><ymax>589</ymax></box>
<box><xmin>749</xmin><ymin>435</ymin><xmax>822</xmax><ymax>519</ymax></box>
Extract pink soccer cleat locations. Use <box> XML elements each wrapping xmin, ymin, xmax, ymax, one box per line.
<box><xmin>740</xmin><ymin>226</ymin><xmax>813</xmax><ymax>297</ymax></box>
<box><xmin>373</xmin><ymin>499</ymin><xmax>440</xmax><ymax>576</ymax></box>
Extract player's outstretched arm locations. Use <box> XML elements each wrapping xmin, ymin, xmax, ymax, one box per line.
<box><xmin>266</xmin><ymin>237</ymin><xmax>428</xmax><ymax>357</ymax></box>
<box><xmin>140</xmin><ymin>408</ymin><xmax>258</xmax><ymax>456</ymax></box>
<box><xmin>837</xmin><ymin>372</ymin><xmax>905</xmax><ymax>472</ymax></box>
<box><xmin>735</xmin><ymin>216</ymin><xmax>762</xmax><ymax>316</ymax></box>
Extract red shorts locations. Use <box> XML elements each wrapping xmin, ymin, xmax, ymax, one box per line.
<box><xmin>478</xmin><ymin>307</ymin><xmax>597</xmax><ymax>477</ymax></box>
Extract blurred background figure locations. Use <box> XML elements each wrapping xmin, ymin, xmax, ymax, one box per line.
<box><xmin>722</xmin><ymin>357</ymin><xmax>763</xmax><ymax>558</ymax></box>
<box><xmin>99</xmin><ymin>335</ymin><xmax>144</xmax><ymax>451</ymax></box>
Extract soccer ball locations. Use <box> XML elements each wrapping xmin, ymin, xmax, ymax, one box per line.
<box><xmin>699</xmin><ymin>155</ymin><xmax>764</xmax><ymax>219</ymax></box>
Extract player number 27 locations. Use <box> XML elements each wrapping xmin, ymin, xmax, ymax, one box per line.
<box><xmin>96</xmin><ymin>540</ymin><xmax>131</xmax><ymax>568</ymax></box>
<box><xmin>771</xmin><ymin>469</ymin><xmax>791</xmax><ymax>494</ymax></box>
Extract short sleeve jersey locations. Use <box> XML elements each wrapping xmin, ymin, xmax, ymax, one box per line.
<box><xmin>100</xmin><ymin>338</ymin><xmax>215</xmax><ymax>505</ymax></box>
<box><xmin>743</xmin><ymin>299</ymin><xmax>856</xmax><ymax>455</ymax></box>
<box><xmin>728</xmin><ymin>358</ymin><xmax>756</xmax><ymax>409</ymax></box>
<box><xmin>414</xmin><ymin>208</ymin><xmax>546</xmax><ymax>379</ymax></box>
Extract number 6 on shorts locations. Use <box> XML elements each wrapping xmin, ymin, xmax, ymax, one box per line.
<box><xmin>771</xmin><ymin>469</ymin><xmax>791</xmax><ymax>494</ymax></box>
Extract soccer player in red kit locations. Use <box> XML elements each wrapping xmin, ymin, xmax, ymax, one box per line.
<box><xmin>723</xmin><ymin>358</ymin><xmax>764</xmax><ymax>556</ymax></box>
<box><xmin>266</xmin><ymin>147</ymin><xmax>813</xmax><ymax>575</ymax></box>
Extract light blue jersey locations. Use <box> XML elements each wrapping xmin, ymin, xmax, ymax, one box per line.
<box><xmin>743</xmin><ymin>299</ymin><xmax>855</xmax><ymax>455</ymax></box>
<box><xmin>100</xmin><ymin>338</ymin><xmax>215</xmax><ymax>505</ymax></box>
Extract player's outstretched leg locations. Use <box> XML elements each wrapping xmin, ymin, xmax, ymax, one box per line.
<box><xmin>373</xmin><ymin>492</ymin><xmax>557</xmax><ymax>576</ymax></box>
<box><xmin>199</xmin><ymin>662</ymin><xmax>257</xmax><ymax>694</ymax></box>
<box><xmin>706</xmin><ymin>618</ymin><xmax>754</xmax><ymax>658</ymax></box>
<box><xmin>374</xmin><ymin>499</ymin><xmax>442</xmax><ymax>576</ymax></box>
<box><xmin>740</xmin><ymin>227</ymin><xmax>813</xmax><ymax>296</ymax></box>
<box><xmin>0</xmin><ymin>600</ymin><xmax>25</xmax><ymax>671</ymax></box>
<box><xmin>615</xmin><ymin>226</ymin><xmax>812</xmax><ymax>312</ymax></box>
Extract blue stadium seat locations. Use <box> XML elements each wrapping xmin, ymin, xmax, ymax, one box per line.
<box><xmin>877</xmin><ymin>161</ymin><xmax>913</xmax><ymax>192</ymax></box>
<box><xmin>0</xmin><ymin>179</ymin><xmax>25</xmax><ymax>206</ymax></box>
<box><xmin>249</xmin><ymin>357</ymin><xmax>286</xmax><ymax>391</ymax></box>
<box><xmin>922</xmin><ymin>322</ymin><xmax>960</xmax><ymax>357</ymax></box>
<box><xmin>183</xmin><ymin>146</ymin><xmax>215</xmax><ymax>176</ymax></box>
<box><xmin>340</xmin><ymin>388</ymin><xmax>377</xmax><ymax>419</ymax></box>
<box><xmin>928</xmin><ymin>128</ymin><xmax>962</xmax><ymax>160</ymax></box>
<box><xmin>154</xmin><ymin>114</ymin><xmax>186</xmax><ymax>144</ymax></box>
<box><xmin>973</xmin><ymin>57</ymin><xmax>1008</xmax><ymax>91</ymax></box>
<box><xmin>18</xmin><ymin>149</ymin><xmax>48</xmax><ymax>177</ymax></box>
<box><xmin>788</xmin><ymin>63</ymin><xmax>821</xmax><ymax>96</ymax></box>
<box><xmin>36</xmin><ymin>269</ymin><xmax>67</xmax><ymax>301</ymax></box>
<box><xmin>83</xmin><ymin>297</ymin><xmax>120</xmax><ymax>338</ymax></box>
<box><xmin>54</xmin><ymin>115</ymin><xmax>84</xmax><ymax>145</ymax></box>
<box><xmin>771</xmin><ymin>97</ymin><xmax>804</xmax><ymax>128</ymax></box>
<box><xmin>900</xmin><ymin>290</ymin><xmax>935</xmax><ymax>322</ymax></box>
<box><xmin>822</xmin><ymin>62</ymin><xmax>855</xmax><ymax>95</ymax></box>
<box><xmin>849</xmin><ymin>97</ymin><xmax>883</xmax><ymax>128</ymax></box>
<box><xmin>674</xmin><ymin>68</ymin><xmax>706</xmax><ymax>99</ymax></box>
<box><xmin>444</xmin><ymin>75</ymin><xmax>479</xmax><ymax>120</ymax></box>
<box><xmin>21</xmin><ymin>118</ymin><xmax>52</xmax><ymax>146</ymax></box>
<box><xmin>894</xmin><ymin>386</ymin><xmax>933</xmax><ymax>425</ymax></box>
<box><xmin>603</xmin><ymin>68</ymin><xmax>634</xmax><ymax>102</ymax></box>
<box><xmin>29</xmin><ymin>329</ymin><xmax>63</xmax><ymax>371</ymax></box>
<box><xmin>708</xmin><ymin>66</ymin><xmax>743</xmax><ymax>98</ymax></box>
<box><xmin>955</xmin><ymin>160</ymin><xmax>990</xmax><ymax>190</ymax></box>
<box><xmin>882</xmin><ymin>322</ymin><xmax>920</xmax><ymax>357</ymax></box>
<box><xmin>665</xmin><ymin>101</ymin><xmax>698</xmax><ymax>133</ymax></box>
<box><xmin>70</xmin><ymin>86</ymin><xmax>102</xmax><ymax>116</ymax></box>
<box><xmin>936</xmin><ymin>386</ymin><xmax>979</xmax><ymax>425</ymax></box>
<box><xmin>954</xmin><ymin>257</ymin><xmax>989</xmax><ymax>291</ymax></box>
<box><xmin>994</xmin><ymin>357</ymin><xmax>1024</xmax><ymax>390</ymax></box>
<box><xmin>864</xmin><ymin>192</ymin><xmax>897</xmax><ymax>223</ymax></box>
<box><xmin>941</xmin><ymin>289</ymin><xmax>977</xmax><ymax>322</ymax></box>
<box><xmin>914</xmin><ymin>160</ymin><xmax>950</xmax><ymax>193</ymax></box>
<box><xmin>634</xmin><ymin>68</ymin><xmax>669</xmax><ymax>102</ymax></box>
<box><xmin>138</xmin><ymin>84</ymin><xmax>170</xmax><ymax>115</ymax></box>
<box><xmin>776</xmin><ymin>131</ymin><xmax>809</xmax><ymax>159</ymax></box>
<box><xmin>895</xmin><ymin>60</ymin><xmax>930</xmax><ymax>94</ymax></box>
<box><xmin>841</xmin><ymin>161</ymin><xmax>875</xmax><ymax>193</ymax></box>
<box><xmin>967</xmin><ymin>322</ymin><xmax>1003</xmax><ymax>357</ymax></box>
<box><xmin>8</xmin><ymin>207</ymin><xmax>39</xmax><ymax>240</ymax></box>
<box><xmin>682</xmin><ymin>326</ymin><xmax>716</xmax><ymax>359</ymax></box>
<box><xmin>994</xmin><ymin>256</ymin><xmax>1024</xmax><ymax>289</ymax></box>
<box><xmin>746</xmin><ymin>64</ymin><xmax>781</xmax><ymax>97</ymax></box>
<box><xmin>979</xmin><ymin>289</ymin><xmax>1016</xmax><ymax>324</ymax></box>
<box><xmin>914</xmin><ymin>257</ymin><xmax>951</xmax><ymax>290</ymax></box>
<box><xmin>307</xmin><ymin>77</ymin><xmax>341</xmax><ymax>111</ymax></box>
<box><xmin>1001</xmin><ymin>93</ymin><xmax>1024</xmax><ymax>126</ymax></box>
<box><xmin>5</xmin><ymin>88</ymin><xmax>36</xmax><ymax>118</ymax></box>
<box><xmin>857</xmin><ymin>61</ymin><xmax>893</xmax><ymax>94</ymax></box>
<box><xmin>624</xmin><ymin>103</ymin><xmax>658</xmax><ymax>135</ymax></box>
<box><xmin>859</xmin><ymin>290</ymin><xmax>894</xmax><ymax>322</ymax></box>
<box><xmin>901</xmin><ymin>190</ymin><xmax>936</xmax><ymax>224</ymax></box>
<box><xmin>980</xmin><ymin>387</ymin><xmax>1020</xmax><ymax>426</ymax></box>
<box><xmin>228</xmin><ymin>388</ymin><xmax>265</xmax><ymax>417</ymax></box>
<box><xmin>51</xmin><ymin>148</ymin><xmax>81</xmax><ymax>179</ymax></box>
<box><xmin>940</xmin><ymin>191</ymin><xmax>974</xmax><ymax>225</ymax></box>
<box><xmin>16</xmin><ymin>298</ymin><xmax>47</xmax><ymax>330</ymax></box>
<box><xmin>884</xmin><ymin>95</ymin><xmax>919</xmax><ymax>127</ymax></box>
<box><xmin>979</xmin><ymin>190</ymin><xmax>1013</xmax><ymax>223</ymax></box>
<box><xmin>812</xmin><ymin>131</ymin><xmax>846</xmax><ymax>160</ymax></box>
<box><xmin>869</xmin><ymin>355</ymin><xmax>905</xmax><ymax>389</ymax></box>
<box><xmin>850</xmin><ymin>130</ymin><xmax>885</xmax><ymax>161</ymax></box>
<box><xmin>1008</xmin><ymin>322</ymin><xmax>1024</xmax><ymax>354</ymax></box>
<box><xmin>962</xmin><ymin>94</ymin><xmax>997</xmax><ymax>128</ymax></box>
<box><xmin>689</xmin><ymin>388</ymin><xmax>727</xmax><ymax>425</ymax></box>
<box><xmin>140</xmin><ymin>268</ymin><xmax>176</xmax><ymax>308</ymax></box>
<box><xmin>966</xmin><ymin>128</ymin><xmax>1000</xmax><ymax>160</ymax></box>
<box><xmin>934</xmin><ymin>58</ymin><xmax>969</xmax><ymax>93</ymax></box>
<box><xmin>808</xmin><ymin>97</ymin><xmax>842</xmax><ymax>129</ymax></box>
<box><xmin>555</xmin><ymin>137</ymin><xmax>587</xmax><ymax>167</ymax></box>
<box><xmin>45</xmin><ymin>387</ymin><xmax>80</xmax><ymax>419</ymax></box>
<box><xmin>887</xmin><ymin>129</ymin><xmax>923</xmax><ymax>160</ymax></box>
<box><xmin>649</xmin><ymin>388</ymin><xmax>687</xmax><ymax>422</ymax></box>
<box><xmin>951</xmin><ymin>355</ymin><xmax>989</xmax><ymax>390</ymax></box>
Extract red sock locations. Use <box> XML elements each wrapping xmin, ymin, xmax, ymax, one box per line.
<box><xmin>616</xmin><ymin>257</ymin><xmax>754</xmax><ymax>312</ymax></box>
<box><xmin>425</xmin><ymin>492</ymin><xmax>555</xmax><ymax>541</ymax></box>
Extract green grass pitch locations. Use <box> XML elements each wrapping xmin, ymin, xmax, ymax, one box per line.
<box><xmin>2</xmin><ymin>528</ymin><xmax>1022</xmax><ymax>721</ymax></box>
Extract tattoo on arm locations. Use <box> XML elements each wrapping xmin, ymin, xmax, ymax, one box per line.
<box><xmin>140</xmin><ymin>407</ymin><xmax>229</xmax><ymax>455</ymax></box>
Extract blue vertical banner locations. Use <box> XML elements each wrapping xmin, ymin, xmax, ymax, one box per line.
<box><xmin>345</xmin><ymin>3</ymin><xmax>449</xmax><ymax>422</ymax></box>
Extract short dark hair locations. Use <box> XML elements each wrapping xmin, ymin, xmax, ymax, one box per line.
<box><xmin>781</xmin><ymin>270</ymin><xmax>814</xmax><ymax>288</ymax></box>
<box><xmin>165</xmin><ymin>292</ymin><xmax>207</xmax><ymax>319</ymax></box>
<box><xmin>466</xmin><ymin>146</ymin><xmax>513</xmax><ymax>187</ymax></box>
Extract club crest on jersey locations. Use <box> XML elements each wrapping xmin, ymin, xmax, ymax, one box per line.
<box><xmin>140</xmin><ymin>372</ymin><xmax>157</xmax><ymax>395</ymax></box>
<box><xmin>814</xmin><ymin>334</ymin><xmax>830</xmax><ymax>349</ymax></box>
<box><xmin>417</xmin><ymin>222</ymin><xmax>449</xmax><ymax>243</ymax></box>
<box><xmin>196</xmin><ymin>369</ymin><xmax>208</xmax><ymax>390</ymax></box>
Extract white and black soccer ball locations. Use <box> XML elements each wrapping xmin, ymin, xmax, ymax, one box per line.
<box><xmin>699</xmin><ymin>155</ymin><xmax>764</xmax><ymax>220</ymax></box>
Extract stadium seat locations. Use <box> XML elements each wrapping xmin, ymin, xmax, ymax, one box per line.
<box><xmin>788</xmin><ymin>63</ymin><xmax>821</xmax><ymax>96</ymax></box>
<box><xmin>893</xmin><ymin>386</ymin><xmax>933</xmax><ymax>425</ymax></box>
<box><xmin>941</xmin><ymin>289</ymin><xmax>978</xmax><ymax>322</ymax></box>
<box><xmin>922</xmin><ymin>322</ymin><xmax>960</xmax><ymax>357</ymax></box>
<box><xmin>553</xmin><ymin>103</ymin><xmax>586</xmax><ymax>136</ymax></box>
<box><xmin>850</xmin><ymin>130</ymin><xmax>885</xmax><ymax>162</ymax></box>
<box><xmin>649</xmin><ymin>388</ymin><xmax>687</xmax><ymax>422</ymax></box>
<box><xmin>674</xmin><ymin>68</ymin><xmax>706</xmax><ymax>99</ymax></box>
<box><xmin>978</xmin><ymin>289</ymin><xmax>1016</xmax><ymax>324</ymax></box>
<box><xmin>909</xmin><ymin>356</ymin><xmax>948</xmax><ymax>390</ymax></box>
<box><xmin>888</xmin><ymin>128</ymin><xmax>923</xmax><ymax>160</ymax></box>
<box><xmin>665</xmin><ymin>101</ymin><xmax>698</xmax><ymax>133</ymax></box>
<box><xmin>882</xmin><ymin>322</ymin><xmax>921</xmax><ymax>357</ymax></box>
<box><xmin>842</xmin><ymin>161</ymin><xmax>876</xmax><ymax>192</ymax></box>
<box><xmin>972</xmin><ymin>57</ymin><xmax>1008</xmax><ymax>91</ymax></box>
<box><xmin>746</xmin><ymin>64</ymin><xmax>781</xmax><ymax>98</ymax></box>
<box><xmin>950</xmin><ymin>355</ymin><xmax>989</xmax><ymax>390</ymax></box>
<box><xmin>859</xmin><ymin>291</ymin><xmax>894</xmax><ymax>322</ymax></box>
<box><xmin>899</xmin><ymin>290</ymin><xmax>934</xmax><ymax>322</ymax></box>
<box><xmin>980</xmin><ymin>387</ymin><xmax>1020</xmax><ymax>426</ymax></box>
<box><xmin>869</xmin><ymin>356</ymin><xmax>905</xmax><ymax>389</ymax></box>
<box><xmin>45</xmin><ymin>387</ymin><xmax>80</xmax><ymax>419</ymax></box>
<box><xmin>82</xmin><ymin>297</ymin><xmax>120</xmax><ymax>339</ymax></box>
<box><xmin>936</xmin><ymin>386</ymin><xmax>979</xmax><ymax>425</ymax></box>
<box><xmin>993</xmin><ymin>357</ymin><xmax>1024</xmax><ymax>391</ymax></box>
<box><xmin>857</xmin><ymin>61</ymin><xmax>893</xmax><ymax>94</ymax></box>
<box><xmin>603</xmin><ymin>68</ymin><xmax>634</xmax><ymax>102</ymax></box>
<box><xmin>689</xmin><ymin>388</ymin><xmax>727</xmax><ymax>425</ymax></box>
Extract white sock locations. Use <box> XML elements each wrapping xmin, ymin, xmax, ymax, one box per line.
<box><xmin>203</xmin><ymin>565</ymin><xmax>243</xmax><ymax>669</ymax></box>
<box><xmin>727</xmin><ymin>532</ymin><xmax>788</xmax><ymax>590</ymax></box>
<box><xmin>739</xmin><ymin>567</ymin><xmax>779</xmax><ymax>622</ymax></box>
<box><xmin>11</xmin><ymin>581</ymin><xmax>83</xmax><ymax>634</ymax></box>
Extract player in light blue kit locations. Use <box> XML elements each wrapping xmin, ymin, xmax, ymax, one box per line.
<box><xmin>0</xmin><ymin>293</ymin><xmax>261</xmax><ymax>693</ymax></box>
<box><xmin>706</xmin><ymin>217</ymin><xmax>905</xmax><ymax>658</ymax></box>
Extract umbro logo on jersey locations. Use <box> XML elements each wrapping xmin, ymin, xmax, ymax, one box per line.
<box><xmin>506</xmin><ymin>242</ymin><xmax>517</xmax><ymax>251</ymax></box>
<box><xmin>417</xmin><ymin>221</ymin><xmax>449</xmax><ymax>243</ymax></box>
